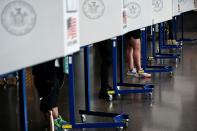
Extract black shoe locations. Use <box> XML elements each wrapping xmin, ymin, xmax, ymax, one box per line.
<box><xmin>99</xmin><ymin>85</ymin><xmax>117</xmax><ymax>100</ymax></box>
<box><xmin>99</xmin><ymin>91</ymin><xmax>110</xmax><ymax>100</ymax></box>
<box><xmin>99</xmin><ymin>91</ymin><xmax>117</xmax><ymax>101</ymax></box>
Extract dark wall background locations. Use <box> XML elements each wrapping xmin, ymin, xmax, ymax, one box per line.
<box><xmin>177</xmin><ymin>11</ymin><xmax>197</xmax><ymax>32</ymax></box>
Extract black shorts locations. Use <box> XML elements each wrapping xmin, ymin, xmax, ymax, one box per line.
<box><xmin>125</xmin><ymin>29</ymin><xmax>141</xmax><ymax>40</ymax></box>
<box><xmin>32</xmin><ymin>60</ymin><xmax>64</xmax><ymax>112</ymax></box>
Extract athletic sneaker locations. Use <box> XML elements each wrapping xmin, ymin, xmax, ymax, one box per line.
<box><xmin>172</xmin><ymin>39</ymin><xmax>179</xmax><ymax>45</ymax></box>
<box><xmin>137</xmin><ymin>69</ymin><xmax>151</xmax><ymax>78</ymax></box>
<box><xmin>168</xmin><ymin>39</ymin><xmax>179</xmax><ymax>45</ymax></box>
<box><xmin>99</xmin><ymin>85</ymin><xmax>116</xmax><ymax>100</ymax></box>
<box><xmin>167</xmin><ymin>39</ymin><xmax>172</xmax><ymax>45</ymax></box>
<box><xmin>126</xmin><ymin>68</ymin><xmax>138</xmax><ymax>77</ymax></box>
<box><xmin>54</xmin><ymin>116</ymin><xmax>68</xmax><ymax>130</ymax></box>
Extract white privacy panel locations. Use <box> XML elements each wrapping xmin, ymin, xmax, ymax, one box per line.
<box><xmin>0</xmin><ymin>0</ymin><xmax>80</xmax><ymax>75</ymax></box>
<box><xmin>152</xmin><ymin>0</ymin><xmax>173</xmax><ymax>24</ymax></box>
<box><xmin>173</xmin><ymin>0</ymin><xmax>181</xmax><ymax>16</ymax></box>
<box><xmin>179</xmin><ymin>0</ymin><xmax>196</xmax><ymax>13</ymax></box>
<box><xmin>79</xmin><ymin>0</ymin><xmax>127</xmax><ymax>46</ymax></box>
<box><xmin>124</xmin><ymin>0</ymin><xmax>152</xmax><ymax>31</ymax></box>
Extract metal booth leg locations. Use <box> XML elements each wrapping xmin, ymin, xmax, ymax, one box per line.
<box><xmin>141</xmin><ymin>27</ymin><xmax>174</xmax><ymax>74</ymax></box>
<box><xmin>64</xmin><ymin>52</ymin><xmax>129</xmax><ymax>130</ymax></box>
<box><xmin>111</xmin><ymin>37</ymin><xmax>154</xmax><ymax>100</ymax></box>
<box><xmin>19</xmin><ymin>69</ymin><xmax>28</xmax><ymax>131</ymax></box>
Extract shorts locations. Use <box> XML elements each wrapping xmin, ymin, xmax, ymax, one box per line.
<box><xmin>125</xmin><ymin>29</ymin><xmax>141</xmax><ymax>40</ymax></box>
<box><xmin>32</xmin><ymin>60</ymin><xmax>64</xmax><ymax>112</ymax></box>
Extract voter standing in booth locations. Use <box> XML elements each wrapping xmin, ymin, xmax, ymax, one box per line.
<box><xmin>32</xmin><ymin>59</ymin><xmax>67</xmax><ymax>130</ymax></box>
<box><xmin>167</xmin><ymin>20</ymin><xmax>177</xmax><ymax>45</ymax></box>
<box><xmin>96</xmin><ymin>40</ymin><xmax>114</xmax><ymax>100</ymax></box>
<box><xmin>125</xmin><ymin>29</ymin><xmax>151</xmax><ymax>78</ymax></box>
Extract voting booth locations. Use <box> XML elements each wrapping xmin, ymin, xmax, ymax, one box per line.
<box><xmin>178</xmin><ymin>0</ymin><xmax>196</xmax><ymax>13</ymax></box>
<box><xmin>79</xmin><ymin>0</ymin><xmax>128</xmax><ymax>46</ymax></box>
<box><xmin>124</xmin><ymin>0</ymin><xmax>152</xmax><ymax>31</ymax></box>
<box><xmin>152</xmin><ymin>0</ymin><xmax>173</xmax><ymax>24</ymax></box>
<box><xmin>0</xmin><ymin>0</ymin><xmax>80</xmax><ymax>75</ymax></box>
<box><xmin>173</xmin><ymin>0</ymin><xmax>181</xmax><ymax>16</ymax></box>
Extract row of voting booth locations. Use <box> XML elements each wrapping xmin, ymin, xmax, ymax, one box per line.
<box><xmin>0</xmin><ymin>0</ymin><xmax>197</xmax><ymax>130</ymax></box>
<box><xmin>0</xmin><ymin>0</ymin><xmax>197</xmax><ymax>75</ymax></box>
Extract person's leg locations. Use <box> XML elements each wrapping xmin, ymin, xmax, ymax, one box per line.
<box><xmin>169</xmin><ymin>20</ymin><xmax>178</xmax><ymax>45</ymax></box>
<box><xmin>129</xmin><ymin>30</ymin><xmax>151</xmax><ymax>78</ymax></box>
<box><xmin>167</xmin><ymin>20</ymin><xmax>178</xmax><ymax>45</ymax></box>
<box><xmin>51</xmin><ymin>64</ymin><xmax>65</xmax><ymax>119</ymax></box>
<box><xmin>168</xmin><ymin>20</ymin><xmax>173</xmax><ymax>40</ymax></box>
<box><xmin>131</xmin><ymin>37</ymin><xmax>142</xmax><ymax>71</ymax></box>
<box><xmin>33</xmin><ymin>61</ymin><xmax>66</xmax><ymax>129</ymax></box>
<box><xmin>97</xmin><ymin>40</ymin><xmax>113</xmax><ymax>99</ymax></box>
<box><xmin>126</xmin><ymin>38</ymin><xmax>134</xmax><ymax>70</ymax></box>
<box><xmin>125</xmin><ymin>32</ymin><xmax>138</xmax><ymax>76</ymax></box>
<box><xmin>52</xmin><ymin>107</ymin><xmax>59</xmax><ymax>119</ymax></box>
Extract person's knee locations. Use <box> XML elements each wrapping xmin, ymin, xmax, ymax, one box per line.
<box><xmin>132</xmin><ymin>39</ymin><xmax>141</xmax><ymax>50</ymax></box>
<box><xmin>133</xmin><ymin>45</ymin><xmax>140</xmax><ymax>51</ymax></box>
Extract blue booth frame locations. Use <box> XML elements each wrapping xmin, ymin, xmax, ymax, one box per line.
<box><xmin>159</xmin><ymin>19</ymin><xmax>182</xmax><ymax>50</ymax></box>
<box><xmin>111</xmin><ymin>37</ymin><xmax>154</xmax><ymax>99</ymax></box>
<box><xmin>152</xmin><ymin>23</ymin><xmax>181</xmax><ymax>60</ymax></box>
<box><xmin>64</xmin><ymin>48</ymin><xmax>129</xmax><ymax>130</ymax></box>
<box><xmin>140</xmin><ymin>27</ymin><xmax>174</xmax><ymax>73</ymax></box>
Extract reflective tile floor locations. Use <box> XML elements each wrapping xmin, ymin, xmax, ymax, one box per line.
<box><xmin>1</xmin><ymin>39</ymin><xmax>197</xmax><ymax>131</ymax></box>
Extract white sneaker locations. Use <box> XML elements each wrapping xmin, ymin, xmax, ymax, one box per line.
<box><xmin>127</xmin><ymin>68</ymin><xmax>138</xmax><ymax>77</ymax></box>
<box><xmin>138</xmin><ymin>69</ymin><xmax>151</xmax><ymax>78</ymax></box>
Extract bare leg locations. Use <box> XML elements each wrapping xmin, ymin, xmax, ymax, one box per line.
<box><xmin>52</xmin><ymin>107</ymin><xmax>59</xmax><ymax>119</ymax></box>
<box><xmin>43</xmin><ymin>111</ymin><xmax>55</xmax><ymax>131</ymax></box>
<box><xmin>49</xmin><ymin>111</ymin><xmax>55</xmax><ymax>131</ymax></box>
<box><xmin>127</xmin><ymin>39</ymin><xmax>134</xmax><ymax>70</ymax></box>
<box><xmin>131</xmin><ymin>38</ymin><xmax>142</xmax><ymax>71</ymax></box>
<box><xmin>43</xmin><ymin>107</ymin><xmax>59</xmax><ymax>122</ymax></box>
<box><xmin>132</xmin><ymin>37</ymin><xmax>151</xmax><ymax>78</ymax></box>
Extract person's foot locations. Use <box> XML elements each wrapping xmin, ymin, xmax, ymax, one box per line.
<box><xmin>172</xmin><ymin>39</ymin><xmax>179</xmax><ymax>45</ymax></box>
<box><xmin>99</xmin><ymin>85</ymin><xmax>116</xmax><ymax>100</ymax></box>
<box><xmin>54</xmin><ymin>116</ymin><xmax>68</xmax><ymax>130</ymax></box>
<box><xmin>137</xmin><ymin>69</ymin><xmax>151</xmax><ymax>78</ymax></box>
<box><xmin>126</xmin><ymin>68</ymin><xmax>138</xmax><ymax>77</ymax></box>
<box><xmin>99</xmin><ymin>91</ymin><xmax>110</xmax><ymax>100</ymax></box>
<box><xmin>167</xmin><ymin>39</ymin><xmax>172</xmax><ymax>45</ymax></box>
